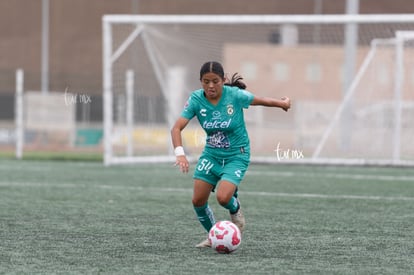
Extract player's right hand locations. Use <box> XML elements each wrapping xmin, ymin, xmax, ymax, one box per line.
<box><xmin>175</xmin><ymin>155</ymin><xmax>189</xmax><ymax>173</ymax></box>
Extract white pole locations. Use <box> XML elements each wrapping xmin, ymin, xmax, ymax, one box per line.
<box><xmin>103</xmin><ymin>20</ymin><xmax>113</xmax><ymax>166</ymax></box>
<box><xmin>15</xmin><ymin>69</ymin><xmax>24</xmax><ymax>159</ymax></box>
<box><xmin>312</xmin><ymin>0</ymin><xmax>323</xmax><ymax>44</ymax></box>
<box><xmin>131</xmin><ymin>0</ymin><xmax>139</xmax><ymax>13</ymax></box>
<box><xmin>392</xmin><ymin>34</ymin><xmax>404</xmax><ymax>161</ymax></box>
<box><xmin>126</xmin><ymin>70</ymin><xmax>134</xmax><ymax>157</ymax></box>
<box><xmin>344</xmin><ymin>0</ymin><xmax>359</xmax><ymax>91</ymax></box>
<box><xmin>341</xmin><ymin>0</ymin><xmax>359</xmax><ymax>150</ymax></box>
<box><xmin>166</xmin><ymin>67</ymin><xmax>186</xmax><ymax>155</ymax></box>
<box><xmin>41</xmin><ymin>0</ymin><xmax>49</xmax><ymax>95</ymax></box>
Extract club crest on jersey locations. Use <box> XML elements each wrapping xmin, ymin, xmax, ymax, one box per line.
<box><xmin>227</xmin><ymin>104</ymin><xmax>234</xmax><ymax>115</ymax></box>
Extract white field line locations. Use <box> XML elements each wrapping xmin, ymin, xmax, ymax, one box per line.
<box><xmin>246</xmin><ymin>171</ymin><xmax>414</xmax><ymax>182</ymax></box>
<box><xmin>1</xmin><ymin>181</ymin><xmax>414</xmax><ymax>201</ymax></box>
<box><xmin>1</xmin><ymin>162</ymin><xmax>412</xmax><ymax>182</ymax></box>
<box><xmin>241</xmin><ymin>191</ymin><xmax>414</xmax><ymax>201</ymax></box>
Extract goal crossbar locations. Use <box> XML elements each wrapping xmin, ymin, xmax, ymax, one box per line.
<box><xmin>103</xmin><ymin>14</ymin><xmax>414</xmax><ymax>25</ymax></box>
<box><xmin>102</xmin><ymin>14</ymin><xmax>414</xmax><ymax>166</ymax></box>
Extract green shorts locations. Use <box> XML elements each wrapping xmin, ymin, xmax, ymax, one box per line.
<box><xmin>193</xmin><ymin>150</ymin><xmax>250</xmax><ymax>187</ymax></box>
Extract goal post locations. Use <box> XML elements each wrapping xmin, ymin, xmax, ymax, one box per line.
<box><xmin>313</xmin><ymin>31</ymin><xmax>414</xmax><ymax>164</ymax></box>
<box><xmin>102</xmin><ymin>14</ymin><xmax>414</xmax><ymax>166</ymax></box>
<box><xmin>393</xmin><ymin>31</ymin><xmax>414</xmax><ymax>161</ymax></box>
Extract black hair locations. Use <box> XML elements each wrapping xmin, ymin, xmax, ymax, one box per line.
<box><xmin>199</xmin><ymin>61</ymin><xmax>224</xmax><ymax>80</ymax></box>
<box><xmin>224</xmin><ymin>72</ymin><xmax>247</xmax><ymax>90</ymax></box>
<box><xmin>199</xmin><ymin>61</ymin><xmax>247</xmax><ymax>90</ymax></box>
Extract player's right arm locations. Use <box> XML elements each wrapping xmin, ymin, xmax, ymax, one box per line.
<box><xmin>171</xmin><ymin>117</ymin><xmax>191</xmax><ymax>173</ymax></box>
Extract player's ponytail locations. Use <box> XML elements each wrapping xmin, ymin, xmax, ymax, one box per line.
<box><xmin>224</xmin><ymin>73</ymin><xmax>247</xmax><ymax>90</ymax></box>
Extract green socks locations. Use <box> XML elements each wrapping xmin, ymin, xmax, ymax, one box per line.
<box><xmin>194</xmin><ymin>203</ymin><xmax>216</xmax><ymax>232</ymax></box>
<box><xmin>193</xmin><ymin>197</ymin><xmax>240</xmax><ymax>232</ymax></box>
<box><xmin>223</xmin><ymin>196</ymin><xmax>240</xmax><ymax>214</ymax></box>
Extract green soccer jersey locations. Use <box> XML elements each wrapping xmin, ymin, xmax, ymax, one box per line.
<box><xmin>181</xmin><ymin>85</ymin><xmax>254</xmax><ymax>158</ymax></box>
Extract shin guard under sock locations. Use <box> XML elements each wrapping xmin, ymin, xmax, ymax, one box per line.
<box><xmin>223</xmin><ymin>196</ymin><xmax>240</xmax><ymax>214</ymax></box>
<box><xmin>193</xmin><ymin>203</ymin><xmax>216</xmax><ymax>232</ymax></box>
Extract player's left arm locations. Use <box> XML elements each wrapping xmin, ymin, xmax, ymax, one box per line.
<box><xmin>250</xmin><ymin>96</ymin><xmax>291</xmax><ymax>112</ymax></box>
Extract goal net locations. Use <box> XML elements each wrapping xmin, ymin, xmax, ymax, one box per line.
<box><xmin>102</xmin><ymin>14</ymin><xmax>414</xmax><ymax>166</ymax></box>
<box><xmin>313</xmin><ymin>31</ymin><xmax>414</xmax><ymax>164</ymax></box>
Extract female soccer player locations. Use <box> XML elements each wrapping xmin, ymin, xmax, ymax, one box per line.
<box><xmin>171</xmin><ymin>61</ymin><xmax>291</xmax><ymax>247</ymax></box>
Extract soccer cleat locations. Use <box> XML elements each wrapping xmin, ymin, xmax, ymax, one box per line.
<box><xmin>195</xmin><ymin>238</ymin><xmax>211</xmax><ymax>248</ymax></box>
<box><xmin>230</xmin><ymin>200</ymin><xmax>245</xmax><ymax>233</ymax></box>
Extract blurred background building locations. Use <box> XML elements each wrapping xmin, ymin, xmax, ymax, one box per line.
<box><xmin>1</xmin><ymin>0</ymin><xmax>414</xmax><ymax>160</ymax></box>
<box><xmin>1</xmin><ymin>0</ymin><xmax>414</xmax><ymax>119</ymax></box>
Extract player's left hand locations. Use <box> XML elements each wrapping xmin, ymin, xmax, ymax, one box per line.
<box><xmin>281</xmin><ymin>97</ymin><xmax>291</xmax><ymax>112</ymax></box>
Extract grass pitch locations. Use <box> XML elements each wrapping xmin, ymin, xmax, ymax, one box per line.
<box><xmin>1</xmin><ymin>159</ymin><xmax>413</xmax><ymax>274</ymax></box>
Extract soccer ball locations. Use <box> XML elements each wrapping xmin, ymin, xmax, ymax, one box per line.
<box><xmin>209</xmin><ymin>220</ymin><xmax>241</xmax><ymax>254</ymax></box>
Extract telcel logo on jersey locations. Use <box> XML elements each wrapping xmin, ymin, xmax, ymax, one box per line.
<box><xmin>202</xmin><ymin>119</ymin><xmax>232</xmax><ymax>129</ymax></box>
